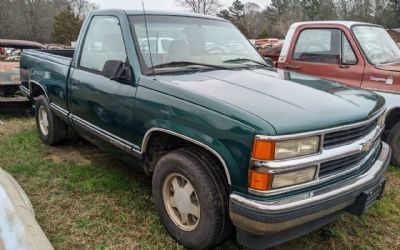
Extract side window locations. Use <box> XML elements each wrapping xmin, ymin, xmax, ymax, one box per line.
<box><xmin>79</xmin><ymin>16</ymin><xmax>127</xmax><ymax>72</ymax></box>
<box><xmin>293</xmin><ymin>29</ymin><xmax>341</xmax><ymax>64</ymax></box>
<box><xmin>341</xmin><ymin>32</ymin><xmax>357</xmax><ymax>65</ymax></box>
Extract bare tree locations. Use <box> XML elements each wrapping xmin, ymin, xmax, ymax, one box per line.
<box><xmin>12</xmin><ymin>0</ymin><xmax>66</xmax><ymax>42</ymax></box>
<box><xmin>243</xmin><ymin>2</ymin><xmax>262</xmax><ymax>38</ymax></box>
<box><xmin>69</xmin><ymin>0</ymin><xmax>99</xmax><ymax>19</ymax></box>
<box><xmin>175</xmin><ymin>0</ymin><xmax>222</xmax><ymax>15</ymax></box>
<box><xmin>0</xmin><ymin>0</ymin><xmax>12</xmax><ymax>37</ymax></box>
<box><xmin>335</xmin><ymin>0</ymin><xmax>352</xmax><ymax>19</ymax></box>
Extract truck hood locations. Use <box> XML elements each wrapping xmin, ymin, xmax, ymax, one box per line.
<box><xmin>375</xmin><ymin>63</ymin><xmax>400</xmax><ymax>72</ymax></box>
<box><xmin>156</xmin><ymin>68</ymin><xmax>384</xmax><ymax>135</ymax></box>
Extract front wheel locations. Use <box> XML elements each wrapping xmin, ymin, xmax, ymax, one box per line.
<box><xmin>152</xmin><ymin>147</ymin><xmax>231</xmax><ymax>249</ymax></box>
<box><xmin>35</xmin><ymin>95</ymin><xmax>68</xmax><ymax>145</ymax></box>
<box><xmin>387</xmin><ymin>122</ymin><xmax>400</xmax><ymax>166</ymax></box>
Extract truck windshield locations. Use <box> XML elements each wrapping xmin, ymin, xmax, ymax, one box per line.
<box><xmin>352</xmin><ymin>26</ymin><xmax>400</xmax><ymax>65</ymax></box>
<box><xmin>129</xmin><ymin>15</ymin><xmax>265</xmax><ymax>73</ymax></box>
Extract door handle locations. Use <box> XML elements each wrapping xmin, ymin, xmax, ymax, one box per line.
<box><xmin>339</xmin><ymin>65</ymin><xmax>350</xmax><ymax>69</ymax></box>
<box><xmin>71</xmin><ymin>80</ymin><xmax>80</xmax><ymax>89</ymax></box>
<box><xmin>285</xmin><ymin>64</ymin><xmax>301</xmax><ymax>70</ymax></box>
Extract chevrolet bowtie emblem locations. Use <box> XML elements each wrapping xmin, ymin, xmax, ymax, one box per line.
<box><xmin>361</xmin><ymin>140</ymin><xmax>374</xmax><ymax>152</ymax></box>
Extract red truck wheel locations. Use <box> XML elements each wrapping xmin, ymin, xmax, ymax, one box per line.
<box><xmin>35</xmin><ymin>95</ymin><xmax>68</xmax><ymax>145</ymax></box>
<box><xmin>387</xmin><ymin>122</ymin><xmax>400</xmax><ymax>167</ymax></box>
<box><xmin>152</xmin><ymin>147</ymin><xmax>231</xmax><ymax>249</ymax></box>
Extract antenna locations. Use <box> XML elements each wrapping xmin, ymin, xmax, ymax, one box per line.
<box><xmin>142</xmin><ymin>1</ymin><xmax>155</xmax><ymax>79</ymax></box>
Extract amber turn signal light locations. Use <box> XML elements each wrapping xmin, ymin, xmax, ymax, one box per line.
<box><xmin>248</xmin><ymin>170</ymin><xmax>273</xmax><ymax>190</ymax></box>
<box><xmin>252</xmin><ymin>139</ymin><xmax>275</xmax><ymax>160</ymax></box>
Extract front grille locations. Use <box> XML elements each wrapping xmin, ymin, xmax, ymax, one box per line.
<box><xmin>319</xmin><ymin>142</ymin><xmax>381</xmax><ymax>178</ymax></box>
<box><xmin>323</xmin><ymin>119</ymin><xmax>378</xmax><ymax>148</ymax></box>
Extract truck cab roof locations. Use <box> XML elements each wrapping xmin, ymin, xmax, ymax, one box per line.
<box><xmin>90</xmin><ymin>9</ymin><xmax>227</xmax><ymax>21</ymax></box>
<box><xmin>290</xmin><ymin>21</ymin><xmax>382</xmax><ymax>29</ymax></box>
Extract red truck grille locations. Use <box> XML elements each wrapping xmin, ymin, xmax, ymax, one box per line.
<box><xmin>323</xmin><ymin>119</ymin><xmax>378</xmax><ymax>148</ymax></box>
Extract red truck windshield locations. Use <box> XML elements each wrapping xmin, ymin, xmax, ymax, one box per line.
<box><xmin>129</xmin><ymin>15</ymin><xmax>264</xmax><ymax>72</ymax></box>
<box><xmin>353</xmin><ymin>25</ymin><xmax>400</xmax><ymax>65</ymax></box>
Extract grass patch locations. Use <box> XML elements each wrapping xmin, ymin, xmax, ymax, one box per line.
<box><xmin>0</xmin><ymin>117</ymin><xmax>399</xmax><ymax>249</ymax></box>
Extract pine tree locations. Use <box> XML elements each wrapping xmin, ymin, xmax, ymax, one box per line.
<box><xmin>217</xmin><ymin>9</ymin><xmax>231</xmax><ymax>21</ymax></box>
<box><xmin>51</xmin><ymin>5</ymin><xmax>82</xmax><ymax>45</ymax></box>
<box><xmin>257</xmin><ymin>29</ymin><xmax>269</xmax><ymax>39</ymax></box>
<box><xmin>229</xmin><ymin>0</ymin><xmax>245</xmax><ymax>24</ymax></box>
<box><xmin>388</xmin><ymin>0</ymin><xmax>400</xmax><ymax>27</ymax></box>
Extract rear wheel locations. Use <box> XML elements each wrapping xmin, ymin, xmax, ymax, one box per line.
<box><xmin>35</xmin><ymin>95</ymin><xmax>68</xmax><ymax>145</ymax></box>
<box><xmin>152</xmin><ymin>147</ymin><xmax>231</xmax><ymax>249</ymax></box>
<box><xmin>387</xmin><ymin>122</ymin><xmax>400</xmax><ymax>166</ymax></box>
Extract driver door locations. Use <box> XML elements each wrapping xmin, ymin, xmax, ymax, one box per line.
<box><xmin>284</xmin><ymin>27</ymin><xmax>365</xmax><ymax>87</ymax></box>
<box><xmin>68</xmin><ymin>15</ymin><xmax>138</xmax><ymax>148</ymax></box>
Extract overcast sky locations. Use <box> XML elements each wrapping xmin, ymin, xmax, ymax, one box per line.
<box><xmin>93</xmin><ymin>0</ymin><xmax>271</xmax><ymax>11</ymax></box>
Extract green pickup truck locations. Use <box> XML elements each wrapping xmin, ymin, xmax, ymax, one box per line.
<box><xmin>20</xmin><ymin>10</ymin><xmax>391</xmax><ymax>249</ymax></box>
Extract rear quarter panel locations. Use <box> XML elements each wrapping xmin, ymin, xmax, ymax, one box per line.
<box><xmin>20</xmin><ymin>50</ymin><xmax>72</xmax><ymax>111</ymax></box>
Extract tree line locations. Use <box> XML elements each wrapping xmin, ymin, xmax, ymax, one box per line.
<box><xmin>0</xmin><ymin>0</ymin><xmax>97</xmax><ymax>44</ymax></box>
<box><xmin>177</xmin><ymin>0</ymin><xmax>400</xmax><ymax>38</ymax></box>
<box><xmin>1</xmin><ymin>0</ymin><xmax>399</xmax><ymax>44</ymax></box>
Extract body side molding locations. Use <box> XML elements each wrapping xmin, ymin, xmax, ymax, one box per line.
<box><xmin>70</xmin><ymin>114</ymin><xmax>142</xmax><ymax>158</ymax></box>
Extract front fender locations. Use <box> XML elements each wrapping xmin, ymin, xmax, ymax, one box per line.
<box><xmin>140</xmin><ymin>118</ymin><xmax>254</xmax><ymax>193</ymax></box>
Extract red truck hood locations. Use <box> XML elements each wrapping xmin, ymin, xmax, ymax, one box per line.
<box><xmin>375</xmin><ymin>63</ymin><xmax>400</xmax><ymax>72</ymax></box>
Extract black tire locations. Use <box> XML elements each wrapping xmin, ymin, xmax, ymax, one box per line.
<box><xmin>35</xmin><ymin>95</ymin><xmax>68</xmax><ymax>145</ymax></box>
<box><xmin>152</xmin><ymin>147</ymin><xmax>231</xmax><ymax>249</ymax></box>
<box><xmin>387</xmin><ymin>122</ymin><xmax>400</xmax><ymax>166</ymax></box>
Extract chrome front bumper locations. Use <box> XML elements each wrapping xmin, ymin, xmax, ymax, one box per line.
<box><xmin>230</xmin><ymin>142</ymin><xmax>391</xmax><ymax>236</ymax></box>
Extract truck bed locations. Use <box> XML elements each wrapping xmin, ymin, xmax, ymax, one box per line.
<box><xmin>19</xmin><ymin>49</ymin><xmax>74</xmax><ymax>111</ymax></box>
<box><xmin>22</xmin><ymin>49</ymin><xmax>74</xmax><ymax>66</ymax></box>
<box><xmin>39</xmin><ymin>49</ymin><xmax>74</xmax><ymax>58</ymax></box>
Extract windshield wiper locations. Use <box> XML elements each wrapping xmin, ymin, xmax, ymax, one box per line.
<box><xmin>223</xmin><ymin>58</ymin><xmax>270</xmax><ymax>67</ymax></box>
<box><xmin>150</xmin><ymin>61</ymin><xmax>227</xmax><ymax>70</ymax></box>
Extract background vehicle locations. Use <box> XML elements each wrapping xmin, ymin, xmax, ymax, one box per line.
<box><xmin>138</xmin><ymin>37</ymin><xmax>173</xmax><ymax>53</ymax></box>
<box><xmin>259</xmin><ymin>42</ymin><xmax>283</xmax><ymax>61</ymax></box>
<box><xmin>255</xmin><ymin>38</ymin><xmax>279</xmax><ymax>50</ymax></box>
<box><xmin>20</xmin><ymin>11</ymin><xmax>390</xmax><ymax>249</ymax></box>
<box><xmin>265</xmin><ymin>21</ymin><xmax>400</xmax><ymax>166</ymax></box>
<box><xmin>0</xmin><ymin>39</ymin><xmax>44</xmax><ymax>101</ymax></box>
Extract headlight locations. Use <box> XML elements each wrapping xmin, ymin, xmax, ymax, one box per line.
<box><xmin>377</xmin><ymin>113</ymin><xmax>386</xmax><ymax>128</ymax></box>
<box><xmin>248</xmin><ymin>166</ymin><xmax>317</xmax><ymax>190</ymax></box>
<box><xmin>272</xmin><ymin>167</ymin><xmax>316</xmax><ymax>188</ymax></box>
<box><xmin>252</xmin><ymin>136</ymin><xmax>320</xmax><ymax>160</ymax></box>
<box><xmin>275</xmin><ymin>136</ymin><xmax>320</xmax><ymax>160</ymax></box>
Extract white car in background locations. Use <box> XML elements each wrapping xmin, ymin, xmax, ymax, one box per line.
<box><xmin>138</xmin><ymin>37</ymin><xmax>173</xmax><ymax>53</ymax></box>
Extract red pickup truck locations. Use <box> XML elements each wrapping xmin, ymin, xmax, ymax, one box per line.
<box><xmin>266</xmin><ymin>21</ymin><xmax>400</xmax><ymax>166</ymax></box>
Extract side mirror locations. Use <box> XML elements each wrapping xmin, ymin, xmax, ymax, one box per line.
<box><xmin>263</xmin><ymin>57</ymin><xmax>274</xmax><ymax>67</ymax></box>
<box><xmin>102</xmin><ymin>60</ymin><xmax>132</xmax><ymax>84</ymax></box>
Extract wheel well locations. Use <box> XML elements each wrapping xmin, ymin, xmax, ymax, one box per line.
<box><xmin>143</xmin><ymin>131</ymin><xmax>230</xmax><ymax>185</ymax></box>
<box><xmin>385</xmin><ymin>108</ymin><xmax>400</xmax><ymax>131</ymax></box>
<box><xmin>30</xmin><ymin>82</ymin><xmax>46</xmax><ymax>98</ymax></box>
